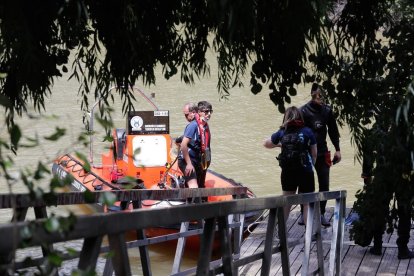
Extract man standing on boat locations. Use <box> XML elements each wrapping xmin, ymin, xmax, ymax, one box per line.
<box><xmin>299</xmin><ymin>83</ymin><xmax>341</xmax><ymax>227</ymax></box>
<box><xmin>175</xmin><ymin>102</ymin><xmax>197</xmax><ymax>145</ymax></box>
<box><xmin>177</xmin><ymin>102</ymin><xmax>198</xmax><ymax>188</ymax></box>
<box><xmin>178</xmin><ymin>101</ymin><xmax>212</xmax><ymax>188</ymax></box>
<box><xmin>195</xmin><ymin>101</ymin><xmax>213</xmax><ymax>187</ymax></box>
<box><xmin>183</xmin><ymin>102</ymin><xmax>198</xmax><ymax>123</ymax></box>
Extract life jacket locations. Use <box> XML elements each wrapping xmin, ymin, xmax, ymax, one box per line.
<box><xmin>195</xmin><ymin>114</ymin><xmax>211</xmax><ymax>169</ymax></box>
<box><xmin>277</xmin><ymin>127</ymin><xmax>308</xmax><ymax>170</ymax></box>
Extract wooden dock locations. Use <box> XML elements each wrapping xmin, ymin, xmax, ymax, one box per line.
<box><xmin>239</xmin><ymin>205</ymin><xmax>414</xmax><ymax>275</ymax></box>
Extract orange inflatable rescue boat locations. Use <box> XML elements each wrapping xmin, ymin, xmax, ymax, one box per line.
<box><xmin>52</xmin><ymin>87</ymin><xmax>260</xmax><ymax>251</ymax></box>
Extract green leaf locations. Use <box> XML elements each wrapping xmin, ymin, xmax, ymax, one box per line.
<box><xmin>44</xmin><ymin>127</ymin><xmax>66</xmax><ymax>141</ymax></box>
<box><xmin>288</xmin><ymin>87</ymin><xmax>297</xmax><ymax>96</ymax></box>
<box><xmin>65</xmin><ymin>247</ymin><xmax>79</xmax><ymax>257</ymax></box>
<box><xmin>77</xmin><ymin>132</ymin><xmax>90</xmax><ymax>147</ymax></box>
<box><xmin>20</xmin><ymin>226</ymin><xmax>33</xmax><ymax>240</ymax></box>
<box><xmin>251</xmin><ymin>83</ymin><xmax>262</xmax><ymax>95</ymax></box>
<box><xmin>20</xmin><ymin>135</ymin><xmax>40</xmax><ymax>148</ymax></box>
<box><xmin>396</xmin><ymin>105</ymin><xmax>401</xmax><ymax>124</ymax></box>
<box><xmin>105</xmin><ymin>251</ymin><xmax>115</xmax><ymax>259</ymax></box>
<box><xmin>34</xmin><ymin>161</ymin><xmax>51</xmax><ymax>180</ymax></box>
<box><xmin>44</xmin><ymin>217</ymin><xmax>60</xmax><ymax>232</ymax></box>
<box><xmin>50</xmin><ymin>175</ymin><xmax>69</xmax><ymax>190</ymax></box>
<box><xmin>95</xmin><ymin>116</ymin><xmax>114</xmax><ymax>130</ymax></box>
<box><xmin>100</xmin><ymin>192</ymin><xmax>116</xmax><ymax>206</ymax></box>
<box><xmin>10</xmin><ymin>124</ymin><xmax>21</xmax><ymax>151</ymax></box>
<box><xmin>47</xmin><ymin>252</ymin><xmax>63</xmax><ymax>266</ymax></box>
<box><xmin>59</xmin><ymin>213</ymin><xmax>77</xmax><ymax>232</ymax></box>
<box><xmin>75</xmin><ymin>151</ymin><xmax>91</xmax><ymax>172</ymax></box>
<box><xmin>133</xmin><ymin>147</ymin><xmax>141</xmax><ymax>156</ymax></box>
<box><xmin>0</xmin><ymin>94</ymin><xmax>11</xmax><ymax>108</ymax></box>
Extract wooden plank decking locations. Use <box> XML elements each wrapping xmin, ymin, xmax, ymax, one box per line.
<box><xmin>239</xmin><ymin>205</ymin><xmax>414</xmax><ymax>275</ymax></box>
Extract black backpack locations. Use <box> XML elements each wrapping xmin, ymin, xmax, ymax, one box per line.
<box><xmin>277</xmin><ymin>129</ymin><xmax>307</xmax><ymax>170</ymax></box>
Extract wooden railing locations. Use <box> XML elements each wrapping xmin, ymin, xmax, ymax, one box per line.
<box><xmin>0</xmin><ymin>189</ymin><xmax>346</xmax><ymax>275</ymax></box>
<box><xmin>0</xmin><ymin>188</ymin><xmax>248</xmax><ymax>275</ymax></box>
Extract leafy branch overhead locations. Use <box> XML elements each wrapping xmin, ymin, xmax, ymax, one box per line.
<box><xmin>1</xmin><ymin>1</ymin><xmax>414</xmax><ymax>162</ymax></box>
<box><xmin>0</xmin><ymin>0</ymin><xmax>333</xmax><ymax>123</ymax></box>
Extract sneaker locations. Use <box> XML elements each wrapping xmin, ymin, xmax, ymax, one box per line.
<box><xmin>321</xmin><ymin>215</ymin><xmax>331</xmax><ymax>227</ymax></box>
<box><xmin>298</xmin><ymin>214</ymin><xmax>305</xmax><ymax>226</ymax></box>
<box><xmin>369</xmin><ymin>246</ymin><xmax>382</xmax><ymax>256</ymax></box>
<box><xmin>398</xmin><ymin>249</ymin><xmax>414</xmax><ymax>259</ymax></box>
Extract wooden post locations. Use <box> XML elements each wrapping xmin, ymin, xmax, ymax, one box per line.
<box><xmin>33</xmin><ymin>206</ymin><xmax>48</xmax><ymax>219</ymax></box>
<box><xmin>102</xmin><ymin>258</ymin><xmax>114</xmax><ymax>276</ymax></box>
<box><xmin>172</xmin><ymin>221</ymin><xmax>189</xmax><ymax>274</ymax></box>
<box><xmin>108</xmin><ymin>233</ymin><xmax>131</xmax><ymax>276</ymax></box>
<box><xmin>218</xmin><ymin>216</ymin><xmax>235</xmax><ymax>275</ymax></box>
<box><xmin>3</xmin><ymin>207</ymin><xmax>29</xmax><ymax>273</ymax></box>
<box><xmin>329</xmin><ymin>195</ymin><xmax>345</xmax><ymax>276</ymax></box>
<box><xmin>196</xmin><ymin>217</ymin><xmax>216</xmax><ymax>275</ymax></box>
<box><xmin>277</xmin><ymin>207</ymin><xmax>290</xmax><ymax>276</ymax></box>
<box><xmin>314</xmin><ymin>201</ymin><xmax>324</xmax><ymax>276</ymax></box>
<box><xmin>303</xmin><ymin>201</ymin><xmax>324</xmax><ymax>275</ymax></box>
<box><xmin>132</xmin><ymin>200</ymin><xmax>151</xmax><ymax>276</ymax></box>
<box><xmin>261</xmin><ymin>208</ymin><xmax>277</xmax><ymax>276</ymax></box>
<box><xmin>232</xmin><ymin>213</ymin><xmax>245</xmax><ymax>257</ymax></box>
<box><xmin>231</xmin><ymin>193</ymin><xmax>245</xmax><ymax>258</ymax></box>
<box><xmin>78</xmin><ymin>236</ymin><xmax>104</xmax><ymax>271</ymax></box>
<box><xmin>11</xmin><ymin>207</ymin><xmax>28</xmax><ymax>222</ymax></box>
<box><xmin>34</xmin><ymin>206</ymin><xmax>53</xmax><ymax>256</ymax></box>
<box><xmin>302</xmin><ymin>202</ymin><xmax>315</xmax><ymax>275</ymax></box>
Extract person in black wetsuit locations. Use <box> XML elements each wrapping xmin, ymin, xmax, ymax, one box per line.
<box><xmin>299</xmin><ymin>83</ymin><xmax>341</xmax><ymax>227</ymax></box>
<box><xmin>355</xmin><ymin>124</ymin><xmax>414</xmax><ymax>259</ymax></box>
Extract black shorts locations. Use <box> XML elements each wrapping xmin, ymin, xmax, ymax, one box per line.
<box><xmin>281</xmin><ymin>169</ymin><xmax>315</xmax><ymax>193</ymax></box>
<box><xmin>178</xmin><ymin>158</ymin><xmax>205</xmax><ymax>188</ymax></box>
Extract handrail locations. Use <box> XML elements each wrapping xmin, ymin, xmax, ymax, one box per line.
<box><xmin>0</xmin><ymin>189</ymin><xmax>346</xmax><ymax>245</ymax></box>
<box><xmin>88</xmin><ymin>86</ymin><xmax>159</xmax><ymax>166</ymax></box>
<box><xmin>0</xmin><ymin>187</ymin><xmax>248</xmax><ymax>209</ymax></box>
<box><xmin>0</xmin><ymin>190</ymin><xmax>346</xmax><ymax>275</ymax></box>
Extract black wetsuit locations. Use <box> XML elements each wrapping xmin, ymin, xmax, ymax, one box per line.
<box><xmin>300</xmin><ymin>101</ymin><xmax>340</xmax><ymax>215</ymax></box>
<box><xmin>360</xmin><ymin>127</ymin><xmax>412</xmax><ymax>255</ymax></box>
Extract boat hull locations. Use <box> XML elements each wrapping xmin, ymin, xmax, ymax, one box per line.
<box><xmin>52</xmin><ymin>155</ymin><xmax>261</xmax><ymax>251</ymax></box>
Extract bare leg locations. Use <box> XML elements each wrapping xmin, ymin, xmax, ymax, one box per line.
<box><xmin>187</xmin><ymin>179</ymin><xmax>198</xmax><ymax>188</ymax></box>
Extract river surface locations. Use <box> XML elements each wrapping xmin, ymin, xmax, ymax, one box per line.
<box><xmin>0</xmin><ymin>58</ymin><xmax>362</xmax><ymax>274</ymax></box>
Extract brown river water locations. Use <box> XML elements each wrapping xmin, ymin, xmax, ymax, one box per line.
<box><xmin>0</xmin><ymin>60</ymin><xmax>362</xmax><ymax>274</ymax></box>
